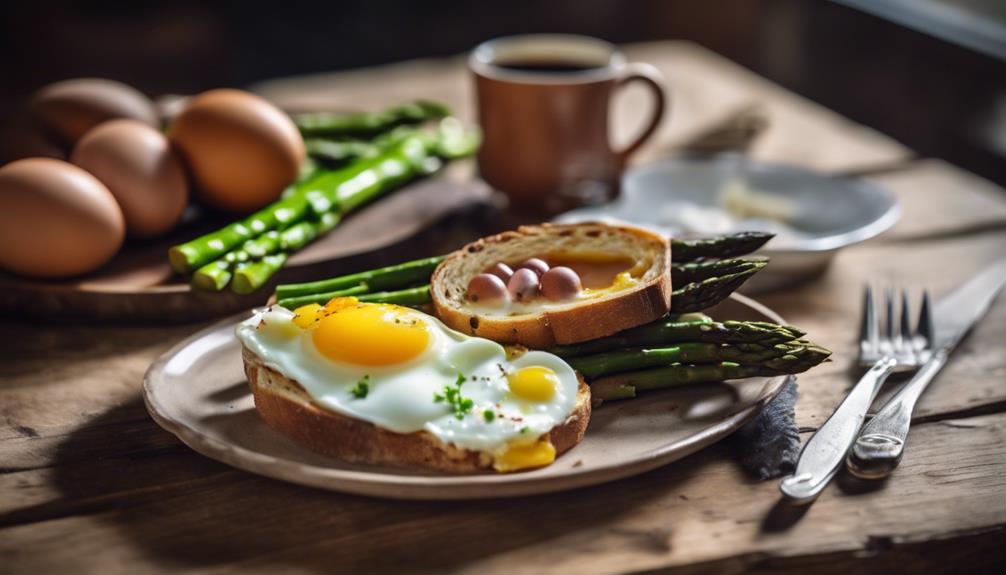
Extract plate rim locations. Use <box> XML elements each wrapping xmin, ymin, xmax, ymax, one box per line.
<box><xmin>143</xmin><ymin>293</ymin><xmax>789</xmax><ymax>499</ymax></box>
<box><xmin>558</xmin><ymin>157</ymin><xmax>901</xmax><ymax>254</ymax></box>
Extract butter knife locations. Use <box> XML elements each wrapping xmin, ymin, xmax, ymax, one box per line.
<box><xmin>847</xmin><ymin>259</ymin><xmax>1006</xmax><ymax>479</ymax></box>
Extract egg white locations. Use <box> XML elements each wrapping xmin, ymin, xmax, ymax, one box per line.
<box><xmin>236</xmin><ymin>306</ymin><xmax>579</xmax><ymax>453</ymax></box>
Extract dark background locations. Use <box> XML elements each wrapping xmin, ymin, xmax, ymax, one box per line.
<box><xmin>3</xmin><ymin>0</ymin><xmax>1004</xmax><ymax>184</ymax></box>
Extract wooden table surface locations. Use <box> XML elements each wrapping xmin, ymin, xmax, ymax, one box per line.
<box><xmin>3</xmin><ymin>41</ymin><xmax>1006</xmax><ymax>574</ymax></box>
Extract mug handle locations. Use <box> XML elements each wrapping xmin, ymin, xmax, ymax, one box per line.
<box><xmin>612</xmin><ymin>62</ymin><xmax>668</xmax><ymax>168</ymax></box>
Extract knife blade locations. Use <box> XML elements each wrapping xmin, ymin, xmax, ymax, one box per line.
<box><xmin>847</xmin><ymin>258</ymin><xmax>1006</xmax><ymax>479</ymax></box>
<box><xmin>933</xmin><ymin>258</ymin><xmax>1006</xmax><ymax>349</ymax></box>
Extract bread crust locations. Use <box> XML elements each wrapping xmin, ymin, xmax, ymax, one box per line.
<box><xmin>242</xmin><ymin>347</ymin><xmax>591</xmax><ymax>474</ymax></box>
<box><xmin>431</xmin><ymin>223</ymin><xmax>673</xmax><ymax>348</ymax></box>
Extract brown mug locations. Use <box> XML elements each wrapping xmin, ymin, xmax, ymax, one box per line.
<box><xmin>470</xmin><ymin>34</ymin><xmax>667</xmax><ymax>215</ymax></box>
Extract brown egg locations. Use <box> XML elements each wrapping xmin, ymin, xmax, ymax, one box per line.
<box><xmin>168</xmin><ymin>89</ymin><xmax>305</xmax><ymax>213</ymax></box>
<box><xmin>30</xmin><ymin>78</ymin><xmax>158</xmax><ymax>147</ymax></box>
<box><xmin>72</xmin><ymin>119</ymin><xmax>189</xmax><ymax>238</ymax></box>
<box><xmin>0</xmin><ymin>158</ymin><xmax>125</xmax><ymax>278</ymax></box>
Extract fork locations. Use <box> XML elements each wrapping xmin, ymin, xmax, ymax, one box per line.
<box><xmin>779</xmin><ymin>286</ymin><xmax>933</xmax><ymax>504</ymax></box>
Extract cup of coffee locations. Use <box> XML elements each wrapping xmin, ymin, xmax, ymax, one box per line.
<box><xmin>470</xmin><ymin>34</ymin><xmax>667</xmax><ymax>215</ymax></box>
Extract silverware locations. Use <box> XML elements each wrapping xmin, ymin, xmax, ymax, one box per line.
<box><xmin>848</xmin><ymin>259</ymin><xmax>1006</xmax><ymax>479</ymax></box>
<box><xmin>779</xmin><ymin>286</ymin><xmax>932</xmax><ymax>504</ymax></box>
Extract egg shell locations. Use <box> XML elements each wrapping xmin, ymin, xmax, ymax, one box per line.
<box><xmin>72</xmin><ymin>119</ymin><xmax>189</xmax><ymax>238</ymax></box>
<box><xmin>169</xmin><ymin>89</ymin><xmax>305</xmax><ymax>213</ymax></box>
<box><xmin>0</xmin><ymin>158</ymin><xmax>124</xmax><ymax>278</ymax></box>
<box><xmin>30</xmin><ymin>78</ymin><xmax>158</xmax><ymax>147</ymax></box>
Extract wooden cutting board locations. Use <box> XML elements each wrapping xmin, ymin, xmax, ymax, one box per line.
<box><xmin>0</xmin><ymin>173</ymin><xmax>494</xmax><ymax>324</ymax></box>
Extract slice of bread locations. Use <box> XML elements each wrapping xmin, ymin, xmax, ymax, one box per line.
<box><xmin>431</xmin><ymin>223</ymin><xmax>673</xmax><ymax>348</ymax></box>
<box><xmin>241</xmin><ymin>346</ymin><xmax>591</xmax><ymax>474</ymax></box>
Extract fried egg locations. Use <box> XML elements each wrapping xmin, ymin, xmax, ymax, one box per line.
<box><xmin>235</xmin><ymin>298</ymin><xmax>580</xmax><ymax>471</ymax></box>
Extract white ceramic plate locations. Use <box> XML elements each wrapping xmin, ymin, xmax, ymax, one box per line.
<box><xmin>555</xmin><ymin>158</ymin><xmax>900</xmax><ymax>291</ymax></box>
<box><xmin>144</xmin><ymin>294</ymin><xmax>788</xmax><ymax>500</ymax></box>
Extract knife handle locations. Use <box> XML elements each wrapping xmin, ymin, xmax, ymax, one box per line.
<box><xmin>780</xmin><ymin>357</ymin><xmax>897</xmax><ymax>504</ymax></box>
<box><xmin>847</xmin><ymin>348</ymin><xmax>949</xmax><ymax>480</ymax></box>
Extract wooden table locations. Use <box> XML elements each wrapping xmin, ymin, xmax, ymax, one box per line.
<box><xmin>3</xmin><ymin>41</ymin><xmax>1006</xmax><ymax>574</ymax></box>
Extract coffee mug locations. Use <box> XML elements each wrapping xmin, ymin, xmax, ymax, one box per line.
<box><xmin>470</xmin><ymin>34</ymin><xmax>667</xmax><ymax>215</ymax></box>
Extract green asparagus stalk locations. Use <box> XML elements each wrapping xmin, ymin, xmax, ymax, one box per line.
<box><xmin>190</xmin><ymin>213</ymin><xmax>341</xmax><ymax>291</ymax></box>
<box><xmin>171</xmin><ymin>135</ymin><xmax>432</xmax><ymax>275</ymax></box>
<box><xmin>566</xmin><ymin>342</ymin><xmax>806</xmax><ymax>379</ymax></box>
<box><xmin>432</xmin><ymin>117</ymin><xmax>483</xmax><ymax>159</ymax></box>
<box><xmin>672</xmin><ymin>256</ymin><xmax>768</xmax><ymax>285</ymax></box>
<box><xmin>273</xmin><ymin>238</ymin><xmax>763</xmax><ymax>312</ymax></box>
<box><xmin>301</xmin><ymin>134</ymin><xmax>430</xmax><ymax>215</ymax></box>
<box><xmin>304</xmin><ymin>124</ymin><xmax>430</xmax><ymax>166</ymax></box>
<box><xmin>293</xmin><ymin>100</ymin><xmax>450</xmax><ymax>138</ymax></box>
<box><xmin>280</xmin><ymin>157</ymin><xmax>323</xmax><ymax>199</ymax></box>
<box><xmin>670</xmin><ymin>261</ymin><xmax>767</xmax><ymax>313</ymax></box>
<box><xmin>591</xmin><ymin>354</ymin><xmax>828</xmax><ymax>402</ymax></box>
<box><xmin>672</xmin><ymin>232</ymin><xmax>774</xmax><ymax>263</ymax></box>
<box><xmin>276</xmin><ymin>284</ymin><xmax>432</xmax><ymax>309</ymax></box>
<box><xmin>232</xmin><ymin>254</ymin><xmax>289</xmax><ymax>295</ymax></box>
<box><xmin>304</xmin><ymin>138</ymin><xmax>377</xmax><ymax>164</ymax></box>
<box><xmin>276</xmin><ymin>284</ymin><xmax>370</xmax><ymax>310</ymax></box>
<box><xmin>590</xmin><ymin>362</ymin><xmax>771</xmax><ymax>401</ymax></box>
<box><xmin>275</xmin><ymin>255</ymin><xmax>445</xmax><ymax>300</ymax></box>
<box><xmin>549</xmin><ymin>319</ymin><xmax>804</xmax><ymax>357</ymax></box>
<box><xmin>191</xmin><ymin>260</ymin><xmax>234</xmax><ymax>291</ymax></box>
<box><xmin>169</xmin><ymin>192</ymin><xmax>313</xmax><ymax>273</ymax></box>
<box><xmin>356</xmin><ymin>285</ymin><xmax>432</xmax><ymax>307</ymax></box>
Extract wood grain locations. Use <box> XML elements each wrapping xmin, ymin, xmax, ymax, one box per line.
<box><xmin>2</xmin><ymin>40</ymin><xmax>1006</xmax><ymax>574</ymax></box>
<box><xmin>2</xmin><ymin>412</ymin><xmax>1005</xmax><ymax>574</ymax></box>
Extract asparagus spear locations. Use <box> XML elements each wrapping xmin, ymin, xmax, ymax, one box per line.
<box><xmin>304</xmin><ymin>138</ymin><xmax>377</xmax><ymax>164</ymax></box>
<box><xmin>301</xmin><ymin>135</ymin><xmax>430</xmax><ymax>215</ymax></box>
<box><xmin>357</xmin><ymin>285</ymin><xmax>432</xmax><ymax>307</ymax></box>
<box><xmin>169</xmin><ymin>192</ymin><xmax>313</xmax><ymax>273</ymax></box>
<box><xmin>277</xmin><ymin>284</ymin><xmax>371</xmax><ymax>309</ymax></box>
<box><xmin>275</xmin><ymin>263</ymin><xmax>760</xmax><ymax>315</ymax></box>
<box><xmin>591</xmin><ymin>353</ymin><xmax>829</xmax><ymax>402</ymax></box>
<box><xmin>191</xmin><ymin>260</ymin><xmax>233</xmax><ymax>291</ymax></box>
<box><xmin>293</xmin><ymin>101</ymin><xmax>450</xmax><ymax>138</ymax></box>
<box><xmin>567</xmin><ymin>341</ymin><xmax>808</xmax><ymax>379</ymax></box>
<box><xmin>670</xmin><ymin>261</ymin><xmax>767</xmax><ymax>313</ymax></box>
<box><xmin>275</xmin><ymin>255</ymin><xmax>445</xmax><ymax>300</ymax></box>
<box><xmin>549</xmin><ymin>319</ymin><xmax>804</xmax><ymax>357</ymax></box>
<box><xmin>671</xmin><ymin>232</ymin><xmax>774</xmax><ymax>263</ymax></box>
<box><xmin>304</xmin><ymin>124</ymin><xmax>430</xmax><ymax>166</ymax></box>
<box><xmin>191</xmin><ymin>213</ymin><xmax>341</xmax><ymax>292</ymax></box>
<box><xmin>233</xmin><ymin>254</ymin><xmax>288</xmax><ymax>295</ymax></box>
<box><xmin>276</xmin><ymin>284</ymin><xmax>433</xmax><ymax>309</ymax></box>
<box><xmin>672</xmin><ymin>256</ymin><xmax>768</xmax><ymax>285</ymax></box>
<box><xmin>432</xmin><ymin>117</ymin><xmax>483</xmax><ymax>159</ymax></box>
<box><xmin>171</xmin><ymin>135</ymin><xmax>432</xmax><ymax>275</ymax></box>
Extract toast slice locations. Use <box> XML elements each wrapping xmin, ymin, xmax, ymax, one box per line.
<box><xmin>431</xmin><ymin>223</ymin><xmax>673</xmax><ymax>348</ymax></box>
<box><xmin>241</xmin><ymin>346</ymin><xmax>591</xmax><ymax>474</ymax></box>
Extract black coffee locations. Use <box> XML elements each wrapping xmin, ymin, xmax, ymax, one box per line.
<box><xmin>494</xmin><ymin>60</ymin><xmax>603</xmax><ymax>74</ymax></box>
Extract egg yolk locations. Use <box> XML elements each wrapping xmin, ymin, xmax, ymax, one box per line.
<box><xmin>493</xmin><ymin>439</ymin><xmax>556</xmax><ymax>472</ymax></box>
<box><xmin>292</xmin><ymin>303</ymin><xmax>324</xmax><ymax>328</ymax></box>
<box><xmin>312</xmin><ymin>303</ymin><xmax>430</xmax><ymax>366</ymax></box>
<box><xmin>508</xmin><ymin>366</ymin><xmax>558</xmax><ymax>402</ymax></box>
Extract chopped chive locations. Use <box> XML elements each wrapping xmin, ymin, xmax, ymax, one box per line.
<box><xmin>350</xmin><ymin>375</ymin><xmax>370</xmax><ymax>399</ymax></box>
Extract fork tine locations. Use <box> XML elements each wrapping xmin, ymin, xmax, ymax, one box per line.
<box><xmin>918</xmin><ymin>289</ymin><xmax>934</xmax><ymax>347</ymax></box>
<box><xmin>883</xmin><ymin>287</ymin><xmax>895</xmax><ymax>354</ymax></box>
<box><xmin>860</xmin><ymin>284</ymin><xmax>877</xmax><ymax>355</ymax></box>
<box><xmin>900</xmin><ymin>288</ymin><xmax>912</xmax><ymax>346</ymax></box>
<box><xmin>884</xmin><ymin>288</ymin><xmax>895</xmax><ymax>340</ymax></box>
